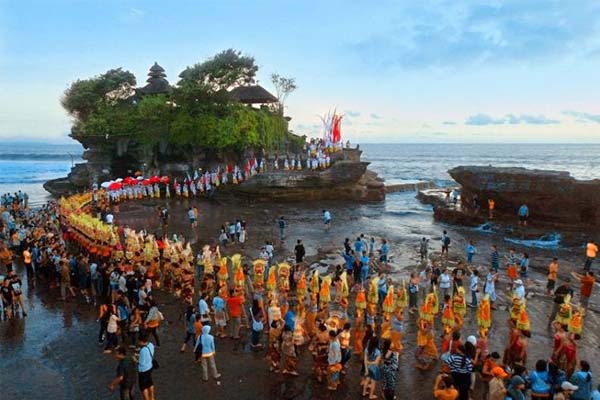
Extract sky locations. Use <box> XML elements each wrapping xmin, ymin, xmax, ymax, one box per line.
<box><xmin>1</xmin><ymin>0</ymin><xmax>600</xmax><ymax>143</ymax></box>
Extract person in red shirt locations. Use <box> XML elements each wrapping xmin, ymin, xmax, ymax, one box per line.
<box><xmin>226</xmin><ymin>289</ymin><xmax>244</xmax><ymax>340</ymax></box>
<box><xmin>576</xmin><ymin>271</ymin><xmax>596</xmax><ymax>313</ymax></box>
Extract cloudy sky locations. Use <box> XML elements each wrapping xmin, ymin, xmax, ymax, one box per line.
<box><xmin>1</xmin><ymin>0</ymin><xmax>600</xmax><ymax>143</ymax></box>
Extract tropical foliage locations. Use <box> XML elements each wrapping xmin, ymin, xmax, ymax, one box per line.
<box><xmin>63</xmin><ymin>49</ymin><xmax>296</xmax><ymax>153</ymax></box>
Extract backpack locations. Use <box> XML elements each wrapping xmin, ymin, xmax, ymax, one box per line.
<box><xmin>444</xmin><ymin>236</ymin><xmax>451</xmax><ymax>246</ymax></box>
<box><xmin>117</xmin><ymin>304</ymin><xmax>129</xmax><ymax>321</ymax></box>
<box><xmin>530</xmin><ymin>371</ymin><xmax>550</xmax><ymax>394</ymax></box>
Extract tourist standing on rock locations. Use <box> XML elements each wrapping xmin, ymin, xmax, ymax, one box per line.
<box><xmin>360</xmin><ymin>252</ymin><xmax>370</xmax><ymax>285</ymax></box>
<box><xmin>574</xmin><ymin>271</ymin><xmax>595</xmax><ymax>314</ymax></box>
<box><xmin>467</xmin><ymin>268</ymin><xmax>479</xmax><ymax>308</ymax></box>
<box><xmin>439</xmin><ymin>269</ymin><xmax>452</xmax><ymax>300</ymax></box>
<box><xmin>519</xmin><ymin>253</ymin><xmax>530</xmax><ymax>278</ymax></box>
<box><xmin>277</xmin><ymin>216</ymin><xmax>287</xmax><ymax>240</ymax></box>
<box><xmin>369</xmin><ymin>237</ymin><xmax>376</xmax><ymax>258</ymax></box>
<box><xmin>420</xmin><ymin>237</ymin><xmax>429</xmax><ymax>262</ymax></box>
<box><xmin>379</xmin><ymin>239</ymin><xmax>390</xmax><ymax>264</ymax></box>
<box><xmin>547</xmin><ymin>258</ymin><xmax>559</xmax><ymax>295</ymax></box>
<box><xmin>441</xmin><ymin>231</ymin><xmax>450</xmax><ymax>256</ymax></box>
<box><xmin>549</xmin><ymin>278</ymin><xmax>574</xmax><ymax>325</ymax></box>
<box><xmin>187</xmin><ymin>207</ymin><xmax>197</xmax><ymax>228</ymax></box>
<box><xmin>518</xmin><ymin>204</ymin><xmax>529</xmax><ymax>226</ymax></box>
<box><xmin>490</xmin><ymin>245</ymin><xmax>500</xmax><ymax>272</ymax></box>
<box><xmin>295</xmin><ymin>240</ymin><xmax>305</xmax><ymax>264</ymax></box>
<box><xmin>323</xmin><ymin>210</ymin><xmax>332</xmax><ymax>231</ymax></box>
<box><xmin>419</xmin><ymin>268</ymin><xmax>430</xmax><ymax>302</ymax></box>
<box><xmin>488</xmin><ymin>198</ymin><xmax>495</xmax><ymax>219</ymax></box>
<box><xmin>484</xmin><ymin>266</ymin><xmax>498</xmax><ymax>307</ymax></box>
<box><xmin>354</xmin><ymin>237</ymin><xmax>364</xmax><ymax>254</ymax></box>
<box><xmin>466</xmin><ymin>241</ymin><xmax>476</xmax><ymax>264</ymax></box>
<box><xmin>136</xmin><ymin>333</ymin><xmax>156</xmax><ymax>400</ymax></box>
<box><xmin>584</xmin><ymin>240</ymin><xmax>598</xmax><ymax>272</ymax></box>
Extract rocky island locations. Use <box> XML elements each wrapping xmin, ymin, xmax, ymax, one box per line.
<box><xmin>422</xmin><ymin>165</ymin><xmax>600</xmax><ymax>232</ymax></box>
<box><xmin>44</xmin><ymin>49</ymin><xmax>384</xmax><ymax>202</ymax></box>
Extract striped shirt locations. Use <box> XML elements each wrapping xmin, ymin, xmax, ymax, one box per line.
<box><xmin>445</xmin><ymin>354</ymin><xmax>473</xmax><ymax>374</ymax></box>
<box><xmin>490</xmin><ymin>251</ymin><xmax>499</xmax><ymax>267</ymax></box>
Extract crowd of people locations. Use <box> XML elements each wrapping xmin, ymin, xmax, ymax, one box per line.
<box><xmin>1</xmin><ymin>185</ymin><xmax>600</xmax><ymax>400</ymax></box>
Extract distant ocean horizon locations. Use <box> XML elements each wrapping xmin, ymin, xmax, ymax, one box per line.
<box><xmin>2</xmin><ymin>141</ymin><xmax>600</xmax><ymax>206</ymax></box>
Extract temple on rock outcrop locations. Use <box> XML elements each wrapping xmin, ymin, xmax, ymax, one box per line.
<box><xmin>138</xmin><ymin>62</ymin><xmax>172</xmax><ymax>95</ymax></box>
<box><xmin>45</xmin><ymin>59</ymin><xmax>385</xmax><ymax>202</ymax></box>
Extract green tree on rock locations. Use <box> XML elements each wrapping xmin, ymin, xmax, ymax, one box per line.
<box><xmin>178</xmin><ymin>49</ymin><xmax>258</xmax><ymax>91</ymax></box>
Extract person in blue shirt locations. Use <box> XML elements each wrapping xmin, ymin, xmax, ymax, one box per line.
<box><xmin>570</xmin><ymin>360</ymin><xmax>593</xmax><ymax>400</ymax></box>
<box><xmin>212</xmin><ymin>294</ymin><xmax>226</xmax><ymax>338</ymax></box>
<box><xmin>322</xmin><ymin>210</ymin><xmax>332</xmax><ymax>231</ymax></box>
<box><xmin>136</xmin><ymin>333</ymin><xmax>156</xmax><ymax>400</ymax></box>
<box><xmin>180</xmin><ymin>305</ymin><xmax>197</xmax><ymax>353</ymax></box>
<box><xmin>284</xmin><ymin>308</ymin><xmax>296</xmax><ymax>331</ymax></box>
<box><xmin>518</xmin><ymin>204</ymin><xmax>529</xmax><ymax>226</ymax></box>
<box><xmin>343</xmin><ymin>250</ymin><xmax>354</xmax><ymax>273</ymax></box>
<box><xmin>519</xmin><ymin>253</ymin><xmax>530</xmax><ymax>278</ymax></box>
<box><xmin>379</xmin><ymin>239</ymin><xmax>390</xmax><ymax>263</ymax></box>
<box><xmin>277</xmin><ymin>216</ymin><xmax>286</xmax><ymax>240</ymax></box>
<box><xmin>360</xmin><ymin>252</ymin><xmax>370</xmax><ymax>286</ymax></box>
<box><xmin>466</xmin><ymin>241</ymin><xmax>476</xmax><ymax>263</ymax></box>
<box><xmin>197</xmin><ymin>325</ymin><xmax>221</xmax><ymax>382</ymax></box>
<box><xmin>354</xmin><ymin>237</ymin><xmax>363</xmax><ymax>254</ymax></box>
<box><xmin>528</xmin><ymin>359</ymin><xmax>551</xmax><ymax>398</ymax></box>
<box><xmin>377</xmin><ymin>273</ymin><xmax>387</xmax><ymax>307</ymax></box>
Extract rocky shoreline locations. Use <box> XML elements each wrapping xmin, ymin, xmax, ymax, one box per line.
<box><xmin>44</xmin><ymin>147</ymin><xmax>387</xmax><ymax>202</ymax></box>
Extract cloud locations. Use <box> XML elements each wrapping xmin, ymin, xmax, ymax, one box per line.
<box><xmin>507</xmin><ymin>114</ymin><xmax>559</xmax><ymax>125</ymax></box>
<box><xmin>370</xmin><ymin>113</ymin><xmax>382</xmax><ymax>119</ymax></box>
<box><xmin>118</xmin><ymin>7</ymin><xmax>145</xmax><ymax>23</ymax></box>
<box><xmin>465</xmin><ymin>113</ymin><xmax>559</xmax><ymax>125</ymax></box>
<box><xmin>465</xmin><ymin>113</ymin><xmax>505</xmax><ymax>125</ymax></box>
<box><xmin>562</xmin><ymin>110</ymin><xmax>600</xmax><ymax>124</ymax></box>
<box><xmin>442</xmin><ymin>121</ymin><xmax>457</xmax><ymax>125</ymax></box>
<box><xmin>344</xmin><ymin>110</ymin><xmax>361</xmax><ymax>117</ymax></box>
<box><xmin>350</xmin><ymin>2</ymin><xmax>600</xmax><ymax>69</ymax></box>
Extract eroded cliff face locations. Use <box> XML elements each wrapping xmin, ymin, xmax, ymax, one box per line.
<box><xmin>220</xmin><ymin>160</ymin><xmax>385</xmax><ymax>202</ymax></box>
<box><xmin>44</xmin><ymin>138</ymin><xmax>385</xmax><ymax>202</ymax></box>
<box><xmin>448</xmin><ymin>166</ymin><xmax>600</xmax><ymax>229</ymax></box>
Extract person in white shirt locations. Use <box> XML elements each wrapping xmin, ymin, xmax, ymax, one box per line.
<box><xmin>104</xmin><ymin>309</ymin><xmax>119</xmax><ymax>353</ymax></box>
<box><xmin>513</xmin><ymin>279</ymin><xmax>526</xmax><ymax>300</ymax></box>
<box><xmin>439</xmin><ymin>269</ymin><xmax>452</xmax><ymax>300</ymax></box>
<box><xmin>469</xmin><ymin>270</ymin><xmax>479</xmax><ymax>308</ymax></box>
<box><xmin>105</xmin><ymin>213</ymin><xmax>114</xmax><ymax>224</ymax></box>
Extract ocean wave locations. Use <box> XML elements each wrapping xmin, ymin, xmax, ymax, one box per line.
<box><xmin>0</xmin><ymin>153</ymin><xmax>82</xmax><ymax>161</ymax></box>
<box><xmin>0</xmin><ymin>178</ymin><xmax>54</xmax><ymax>184</ymax></box>
<box><xmin>385</xmin><ymin>210</ymin><xmax>420</xmax><ymax>217</ymax></box>
<box><xmin>504</xmin><ymin>233</ymin><xmax>561</xmax><ymax>249</ymax></box>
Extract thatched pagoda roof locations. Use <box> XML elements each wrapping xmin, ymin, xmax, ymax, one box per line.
<box><xmin>228</xmin><ymin>85</ymin><xmax>278</xmax><ymax>104</ymax></box>
<box><xmin>138</xmin><ymin>62</ymin><xmax>172</xmax><ymax>95</ymax></box>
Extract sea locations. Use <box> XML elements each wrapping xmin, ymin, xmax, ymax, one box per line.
<box><xmin>2</xmin><ymin>141</ymin><xmax>600</xmax><ymax>214</ymax></box>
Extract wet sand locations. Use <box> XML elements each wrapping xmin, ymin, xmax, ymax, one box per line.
<box><xmin>2</xmin><ymin>195</ymin><xmax>600</xmax><ymax>399</ymax></box>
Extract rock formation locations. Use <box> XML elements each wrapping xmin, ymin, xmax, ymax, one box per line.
<box><xmin>222</xmin><ymin>156</ymin><xmax>384</xmax><ymax>202</ymax></box>
<box><xmin>445</xmin><ymin>166</ymin><xmax>600</xmax><ymax>230</ymax></box>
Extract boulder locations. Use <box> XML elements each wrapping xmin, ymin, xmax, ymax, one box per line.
<box><xmin>449</xmin><ymin>166</ymin><xmax>600</xmax><ymax>230</ymax></box>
